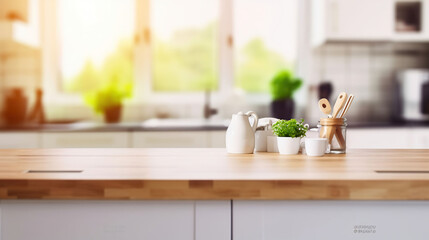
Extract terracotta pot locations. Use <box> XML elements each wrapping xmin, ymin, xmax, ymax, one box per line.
<box><xmin>103</xmin><ymin>105</ymin><xmax>122</xmax><ymax>123</ymax></box>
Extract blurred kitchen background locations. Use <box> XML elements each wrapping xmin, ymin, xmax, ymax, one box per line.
<box><xmin>0</xmin><ymin>0</ymin><xmax>429</xmax><ymax>149</ymax></box>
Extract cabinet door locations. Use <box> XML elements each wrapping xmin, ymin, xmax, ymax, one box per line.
<box><xmin>234</xmin><ymin>200</ymin><xmax>429</xmax><ymax>240</ymax></box>
<box><xmin>1</xmin><ymin>200</ymin><xmax>194</xmax><ymax>240</ymax></box>
<box><xmin>1</xmin><ymin>200</ymin><xmax>231</xmax><ymax>240</ymax></box>
<box><xmin>208</xmin><ymin>131</ymin><xmax>225</xmax><ymax>148</ymax></box>
<box><xmin>410</xmin><ymin>128</ymin><xmax>429</xmax><ymax>149</ymax></box>
<box><xmin>41</xmin><ymin>132</ymin><xmax>130</xmax><ymax>148</ymax></box>
<box><xmin>0</xmin><ymin>132</ymin><xmax>40</xmax><ymax>148</ymax></box>
<box><xmin>195</xmin><ymin>201</ymin><xmax>231</xmax><ymax>240</ymax></box>
<box><xmin>132</xmin><ymin>131</ymin><xmax>209</xmax><ymax>148</ymax></box>
<box><xmin>347</xmin><ymin>128</ymin><xmax>411</xmax><ymax>149</ymax></box>
<box><xmin>326</xmin><ymin>0</ymin><xmax>393</xmax><ymax>40</ymax></box>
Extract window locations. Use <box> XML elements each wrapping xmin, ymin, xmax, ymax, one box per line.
<box><xmin>234</xmin><ymin>0</ymin><xmax>298</xmax><ymax>93</ymax></box>
<box><xmin>58</xmin><ymin>0</ymin><xmax>135</xmax><ymax>94</ymax></box>
<box><xmin>151</xmin><ymin>0</ymin><xmax>218</xmax><ymax>92</ymax></box>
<box><xmin>43</xmin><ymin>0</ymin><xmax>301</xmax><ymax>102</ymax></box>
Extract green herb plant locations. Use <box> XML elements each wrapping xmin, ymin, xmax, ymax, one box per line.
<box><xmin>84</xmin><ymin>76</ymin><xmax>133</xmax><ymax>114</ymax></box>
<box><xmin>270</xmin><ymin>70</ymin><xmax>303</xmax><ymax>100</ymax></box>
<box><xmin>272</xmin><ymin>119</ymin><xmax>308</xmax><ymax>138</ymax></box>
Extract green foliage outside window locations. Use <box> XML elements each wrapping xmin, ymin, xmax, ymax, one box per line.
<box><xmin>66</xmin><ymin>23</ymin><xmax>294</xmax><ymax>95</ymax></box>
<box><xmin>65</xmin><ymin>39</ymin><xmax>133</xmax><ymax>112</ymax></box>
<box><xmin>235</xmin><ymin>39</ymin><xmax>290</xmax><ymax>93</ymax></box>
<box><xmin>153</xmin><ymin>23</ymin><xmax>218</xmax><ymax>91</ymax></box>
<box><xmin>66</xmin><ymin>39</ymin><xmax>133</xmax><ymax>95</ymax></box>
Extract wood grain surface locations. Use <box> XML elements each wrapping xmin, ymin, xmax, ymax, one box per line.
<box><xmin>0</xmin><ymin>148</ymin><xmax>429</xmax><ymax>200</ymax></box>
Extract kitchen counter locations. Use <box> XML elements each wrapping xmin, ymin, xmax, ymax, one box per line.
<box><xmin>1</xmin><ymin>148</ymin><xmax>429</xmax><ymax>200</ymax></box>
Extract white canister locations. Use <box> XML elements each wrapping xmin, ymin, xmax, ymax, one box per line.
<box><xmin>254</xmin><ymin>120</ymin><xmax>276</xmax><ymax>152</ymax></box>
<box><xmin>267</xmin><ymin>135</ymin><xmax>279</xmax><ymax>153</ymax></box>
<box><xmin>255</xmin><ymin>130</ymin><xmax>270</xmax><ymax>152</ymax></box>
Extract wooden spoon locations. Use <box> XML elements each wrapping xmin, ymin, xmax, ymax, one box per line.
<box><xmin>334</xmin><ymin>95</ymin><xmax>355</xmax><ymax>150</ymax></box>
<box><xmin>331</xmin><ymin>94</ymin><xmax>355</xmax><ymax>149</ymax></box>
<box><xmin>339</xmin><ymin>94</ymin><xmax>355</xmax><ymax>118</ymax></box>
<box><xmin>318</xmin><ymin>98</ymin><xmax>332</xmax><ymax>117</ymax></box>
<box><xmin>325</xmin><ymin>92</ymin><xmax>347</xmax><ymax>144</ymax></box>
<box><xmin>331</xmin><ymin>92</ymin><xmax>348</xmax><ymax>118</ymax></box>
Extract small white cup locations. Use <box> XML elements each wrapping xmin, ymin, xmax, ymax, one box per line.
<box><xmin>305</xmin><ymin>138</ymin><xmax>329</xmax><ymax>157</ymax></box>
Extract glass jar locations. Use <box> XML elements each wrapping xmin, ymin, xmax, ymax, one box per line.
<box><xmin>317</xmin><ymin>118</ymin><xmax>347</xmax><ymax>154</ymax></box>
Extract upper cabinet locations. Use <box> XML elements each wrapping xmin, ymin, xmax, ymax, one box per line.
<box><xmin>313</xmin><ymin>0</ymin><xmax>429</xmax><ymax>44</ymax></box>
<box><xmin>0</xmin><ymin>0</ymin><xmax>28</xmax><ymax>22</ymax></box>
<box><xmin>393</xmin><ymin>0</ymin><xmax>429</xmax><ymax>41</ymax></box>
<box><xmin>326</xmin><ymin>0</ymin><xmax>393</xmax><ymax>41</ymax></box>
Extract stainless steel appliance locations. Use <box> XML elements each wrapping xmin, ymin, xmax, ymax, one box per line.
<box><xmin>397</xmin><ymin>69</ymin><xmax>429</xmax><ymax>121</ymax></box>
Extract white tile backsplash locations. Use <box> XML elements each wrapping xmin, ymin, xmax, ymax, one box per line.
<box><xmin>308</xmin><ymin>42</ymin><xmax>429</xmax><ymax>123</ymax></box>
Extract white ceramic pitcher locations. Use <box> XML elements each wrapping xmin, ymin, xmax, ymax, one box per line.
<box><xmin>226</xmin><ymin>111</ymin><xmax>259</xmax><ymax>154</ymax></box>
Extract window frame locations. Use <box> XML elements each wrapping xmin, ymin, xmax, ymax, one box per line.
<box><xmin>41</xmin><ymin>0</ymin><xmax>309</xmax><ymax>106</ymax></box>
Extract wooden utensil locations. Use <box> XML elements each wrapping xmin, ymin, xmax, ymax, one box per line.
<box><xmin>335</xmin><ymin>94</ymin><xmax>354</xmax><ymax>149</ymax></box>
<box><xmin>339</xmin><ymin>94</ymin><xmax>355</xmax><ymax>118</ymax></box>
<box><xmin>331</xmin><ymin>92</ymin><xmax>348</xmax><ymax>118</ymax></box>
<box><xmin>335</xmin><ymin>126</ymin><xmax>346</xmax><ymax>150</ymax></box>
<box><xmin>326</xmin><ymin>92</ymin><xmax>347</xmax><ymax>143</ymax></box>
<box><xmin>318</xmin><ymin>98</ymin><xmax>332</xmax><ymax>117</ymax></box>
<box><xmin>333</xmin><ymin>94</ymin><xmax>355</xmax><ymax>149</ymax></box>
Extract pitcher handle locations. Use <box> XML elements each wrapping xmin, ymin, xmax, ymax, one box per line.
<box><xmin>246</xmin><ymin>111</ymin><xmax>259</xmax><ymax>132</ymax></box>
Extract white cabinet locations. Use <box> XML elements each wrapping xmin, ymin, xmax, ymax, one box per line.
<box><xmin>0</xmin><ymin>128</ymin><xmax>426</xmax><ymax>149</ymax></box>
<box><xmin>41</xmin><ymin>132</ymin><xmax>130</xmax><ymax>148</ymax></box>
<box><xmin>132</xmin><ymin>131</ymin><xmax>226</xmax><ymax>148</ymax></box>
<box><xmin>347</xmin><ymin>128</ymin><xmax>412</xmax><ymax>149</ymax></box>
<box><xmin>0</xmin><ymin>0</ymin><xmax>28</xmax><ymax>22</ymax></box>
<box><xmin>208</xmin><ymin>131</ymin><xmax>225</xmax><ymax>148</ymax></box>
<box><xmin>0</xmin><ymin>200</ymin><xmax>230</xmax><ymax>240</ymax></box>
<box><xmin>195</xmin><ymin>201</ymin><xmax>231</xmax><ymax>240</ymax></box>
<box><xmin>0</xmin><ymin>132</ymin><xmax>40</xmax><ymax>148</ymax></box>
<box><xmin>347</xmin><ymin>128</ymin><xmax>429</xmax><ymax>149</ymax></box>
<box><xmin>132</xmin><ymin>131</ymin><xmax>209</xmax><ymax>148</ymax></box>
<box><xmin>0</xmin><ymin>130</ymin><xmax>225</xmax><ymax>149</ymax></box>
<box><xmin>393</xmin><ymin>0</ymin><xmax>429</xmax><ymax>41</ymax></box>
<box><xmin>314</xmin><ymin>0</ymin><xmax>429</xmax><ymax>43</ymax></box>
<box><xmin>325</xmin><ymin>0</ymin><xmax>393</xmax><ymax>41</ymax></box>
<box><xmin>409</xmin><ymin>128</ymin><xmax>429</xmax><ymax>148</ymax></box>
<box><xmin>234</xmin><ymin>200</ymin><xmax>429</xmax><ymax>240</ymax></box>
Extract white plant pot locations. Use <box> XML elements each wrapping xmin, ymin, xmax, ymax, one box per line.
<box><xmin>277</xmin><ymin>137</ymin><xmax>301</xmax><ymax>155</ymax></box>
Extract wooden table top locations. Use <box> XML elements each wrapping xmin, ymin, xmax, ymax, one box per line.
<box><xmin>1</xmin><ymin>148</ymin><xmax>429</xmax><ymax>200</ymax></box>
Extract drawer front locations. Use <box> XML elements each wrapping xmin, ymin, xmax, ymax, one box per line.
<box><xmin>132</xmin><ymin>131</ymin><xmax>209</xmax><ymax>148</ymax></box>
<box><xmin>1</xmin><ymin>200</ymin><xmax>194</xmax><ymax>240</ymax></box>
<box><xmin>234</xmin><ymin>200</ymin><xmax>429</xmax><ymax>240</ymax></box>
<box><xmin>1</xmin><ymin>200</ymin><xmax>231</xmax><ymax>240</ymax></box>
<box><xmin>41</xmin><ymin>132</ymin><xmax>130</xmax><ymax>148</ymax></box>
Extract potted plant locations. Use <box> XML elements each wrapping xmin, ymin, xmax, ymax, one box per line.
<box><xmin>270</xmin><ymin>70</ymin><xmax>302</xmax><ymax>119</ymax></box>
<box><xmin>85</xmin><ymin>78</ymin><xmax>132</xmax><ymax>123</ymax></box>
<box><xmin>272</xmin><ymin>119</ymin><xmax>308</xmax><ymax>155</ymax></box>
